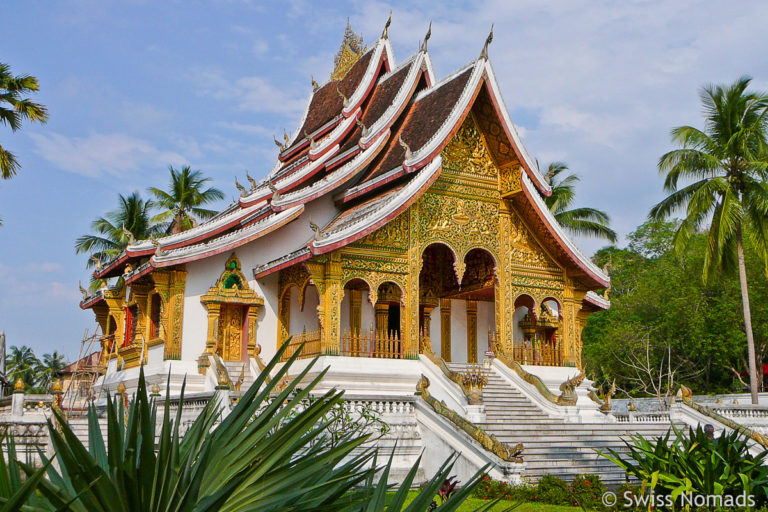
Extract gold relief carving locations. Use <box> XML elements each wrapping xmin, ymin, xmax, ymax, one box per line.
<box><xmin>353</xmin><ymin>213</ymin><xmax>408</xmax><ymax>250</ymax></box>
<box><xmin>508</xmin><ymin>211</ymin><xmax>556</xmax><ymax>269</ymax></box>
<box><xmin>441</xmin><ymin>115</ymin><xmax>497</xmax><ymax>179</ymax></box>
<box><xmin>500</xmin><ymin>165</ymin><xmax>522</xmax><ymax>196</ymax></box>
<box><xmin>279</xmin><ymin>264</ymin><xmax>311</xmax><ymax>309</ymax></box>
<box><xmin>331</xmin><ymin>22</ymin><xmax>365</xmax><ymax>81</ymax></box>
<box><xmin>417</xmin><ymin>193</ymin><xmax>500</xmax><ymax>261</ymax></box>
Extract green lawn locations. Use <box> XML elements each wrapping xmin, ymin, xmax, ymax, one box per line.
<box><xmin>403</xmin><ymin>491</ymin><xmax>583</xmax><ymax>511</ymax></box>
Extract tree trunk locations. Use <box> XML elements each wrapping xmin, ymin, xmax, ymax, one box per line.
<box><xmin>736</xmin><ymin>230</ymin><xmax>760</xmax><ymax>404</ymax></box>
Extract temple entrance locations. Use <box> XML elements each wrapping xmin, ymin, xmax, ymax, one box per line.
<box><xmin>419</xmin><ymin>243</ymin><xmax>496</xmax><ymax>363</ymax></box>
<box><xmin>511</xmin><ymin>295</ymin><xmax>562</xmax><ymax>365</ymax></box>
<box><xmin>217</xmin><ymin>304</ymin><xmax>246</xmax><ymax>361</ymax></box>
<box><xmin>340</xmin><ymin>280</ymin><xmax>403</xmax><ymax>358</ymax></box>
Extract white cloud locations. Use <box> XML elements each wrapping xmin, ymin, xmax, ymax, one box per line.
<box><xmin>29</xmin><ymin>132</ymin><xmax>188</xmax><ymax>178</ymax></box>
<box><xmin>194</xmin><ymin>69</ymin><xmax>306</xmax><ymax>117</ymax></box>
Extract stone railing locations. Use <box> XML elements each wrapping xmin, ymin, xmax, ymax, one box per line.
<box><xmin>419</xmin><ymin>342</ymin><xmax>487</xmax><ymax>405</ymax></box>
<box><xmin>493</xmin><ymin>349</ymin><xmax>581</xmax><ymax>407</ymax></box>
<box><xmin>416</xmin><ymin>375</ymin><xmax>523</xmax><ymax>463</ymax></box>
<box><xmin>614</xmin><ymin>411</ymin><xmax>672</xmax><ymax>423</ymax></box>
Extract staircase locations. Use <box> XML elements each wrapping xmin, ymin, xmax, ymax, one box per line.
<box><xmin>446</xmin><ymin>363</ymin><xmax>683</xmax><ymax>484</ymax></box>
<box><xmin>221</xmin><ymin>360</ymin><xmax>255</xmax><ymax>391</ymax></box>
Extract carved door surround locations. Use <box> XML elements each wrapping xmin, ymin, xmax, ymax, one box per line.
<box><xmin>200</xmin><ymin>253</ymin><xmax>263</xmax><ymax>372</ymax></box>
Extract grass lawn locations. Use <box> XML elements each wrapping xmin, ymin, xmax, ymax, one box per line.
<box><xmin>403</xmin><ymin>491</ymin><xmax>584</xmax><ymax>511</ymax></box>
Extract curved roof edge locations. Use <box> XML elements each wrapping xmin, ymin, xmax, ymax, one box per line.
<box><xmin>521</xmin><ymin>174</ymin><xmax>609</xmax><ymax>287</ymax></box>
<box><xmin>584</xmin><ymin>291</ymin><xmax>610</xmax><ymax>310</ymax></box>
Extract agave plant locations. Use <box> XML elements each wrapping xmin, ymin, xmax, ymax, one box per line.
<box><xmin>0</xmin><ymin>438</ymin><xmax>52</xmax><ymax>512</ymax></box>
<box><xmin>598</xmin><ymin>424</ymin><xmax>768</xmax><ymax>506</ymax></box>
<box><xmin>15</xmin><ymin>343</ymin><xmax>499</xmax><ymax>511</ymax></box>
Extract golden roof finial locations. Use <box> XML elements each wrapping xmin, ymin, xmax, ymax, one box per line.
<box><xmin>151</xmin><ymin>383</ymin><xmax>160</xmax><ymax>395</ymax></box>
<box><xmin>117</xmin><ymin>381</ymin><xmax>126</xmax><ymax>394</ymax></box>
<box><xmin>420</xmin><ymin>22</ymin><xmax>432</xmax><ymax>53</ymax></box>
<box><xmin>331</xmin><ymin>19</ymin><xmax>365</xmax><ymax>81</ymax></box>
<box><xmin>381</xmin><ymin>11</ymin><xmax>392</xmax><ymax>39</ymax></box>
<box><xmin>480</xmin><ymin>24</ymin><xmax>494</xmax><ymax>60</ymax></box>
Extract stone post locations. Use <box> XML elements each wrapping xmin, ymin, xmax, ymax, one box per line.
<box><xmin>11</xmin><ymin>378</ymin><xmax>24</xmax><ymax>417</ymax></box>
<box><xmin>214</xmin><ymin>371</ymin><xmax>231</xmax><ymax>418</ymax></box>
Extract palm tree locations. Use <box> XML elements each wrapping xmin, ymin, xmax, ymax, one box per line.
<box><xmin>36</xmin><ymin>351</ymin><xmax>67</xmax><ymax>391</ymax></box>
<box><xmin>544</xmin><ymin>161</ymin><xmax>617</xmax><ymax>242</ymax></box>
<box><xmin>75</xmin><ymin>192</ymin><xmax>163</xmax><ymax>269</ymax></box>
<box><xmin>148</xmin><ymin>165</ymin><xmax>224</xmax><ymax>234</ymax></box>
<box><xmin>6</xmin><ymin>345</ymin><xmax>40</xmax><ymax>389</ymax></box>
<box><xmin>0</xmin><ymin>62</ymin><xmax>48</xmax><ymax>179</ymax></box>
<box><xmin>650</xmin><ymin>77</ymin><xmax>768</xmax><ymax>404</ymax></box>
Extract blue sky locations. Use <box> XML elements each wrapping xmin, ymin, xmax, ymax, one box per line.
<box><xmin>1</xmin><ymin>0</ymin><xmax>767</xmax><ymax>361</ymax></box>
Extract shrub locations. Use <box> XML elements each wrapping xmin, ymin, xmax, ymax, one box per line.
<box><xmin>569</xmin><ymin>474</ymin><xmax>605</xmax><ymax>509</ymax></box>
<box><xmin>598</xmin><ymin>424</ymin><xmax>768</xmax><ymax>507</ymax></box>
<box><xmin>535</xmin><ymin>474</ymin><xmax>571</xmax><ymax>505</ymax></box>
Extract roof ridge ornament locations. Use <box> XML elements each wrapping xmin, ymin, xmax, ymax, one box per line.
<box><xmin>304</xmin><ymin>129</ymin><xmax>319</xmax><ymax>150</ymax></box>
<box><xmin>420</xmin><ymin>22</ymin><xmax>432</xmax><ymax>53</ymax></box>
<box><xmin>79</xmin><ymin>281</ymin><xmax>88</xmax><ymax>300</ymax></box>
<box><xmin>336</xmin><ymin>86</ymin><xmax>350</xmax><ymax>108</ymax></box>
<box><xmin>246</xmin><ymin>171</ymin><xmax>258</xmax><ymax>191</ymax></box>
<box><xmin>235</xmin><ymin>178</ymin><xmax>248</xmax><ymax>197</ymax></box>
<box><xmin>150</xmin><ymin>237</ymin><xmax>166</xmax><ymax>257</ymax></box>
<box><xmin>273</xmin><ymin>136</ymin><xmax>286</xmax><ymax>151</ymax></box>
<box><xmin>267</xmin><ymin>178</ymin><xmax>281</xmax><ymax>201</ymax></box>
<box><xmin>311</xmin><ymin>75</ymin><xmax>319</xmax><ymax>91</ymax></box>
<box><xmin>308</xmin><ymin>216</ymin><xmax>322</xmax><ymax>240</ymax></box>
<box><xmin>121</xmin><ymin>223</ymin><xmax>136</xmax><ymax>245</ymax></box>
<box><xmin>89</xmin><ymin>255</ymin><xmax>102</xmax><ymax>271</ymax></box>
<box><xmin>355</xmin><ymin>117</ymin><xmax>369</xmax><ymax>138</ymax></box>
<box><xmin>398</xmin><ymin>134</ymin><xmax>413</xmax><ymax>161</ymax></box>
<box><xmin>381</xmin><ymin>11</ymin><xmax>392</xmax><ymax>39</ymax></box>
<box><xmin>283</xmin><ymin>130</ymin><xmax>291</xmax><ymax>145</ymax></box>
<box><xmin>479</xmin><ymin>24</ymin><xmax>494</xmax><ymax>60</ymax></box>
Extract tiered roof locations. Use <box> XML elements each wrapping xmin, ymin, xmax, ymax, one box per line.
<box><xmin>83</xmin><ymin>22</ymin><xmax>609</xmax><ymax>309</ymax></box>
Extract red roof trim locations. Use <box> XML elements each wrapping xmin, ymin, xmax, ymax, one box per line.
<box><xmin>520</xmin><ymin>184</ymin><xmax>608</xmax><ymax>288</ymax></box>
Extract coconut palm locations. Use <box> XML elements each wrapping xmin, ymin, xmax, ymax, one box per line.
<box><xmin>148</xmin><ymin>165</ymin><xmax>224</xmax><ymax>234</ymax></box>
<box><xmin>650</xmin><ymin>76</ymin><xmax>768</xmax><ymax>404</ymax></box>
<box><xmin>0</xmin><ymin>62</ymin><xmax>48</xmax><ymax>180</ymax></box>
<box><xmin>6</xmin><ymin>345</ymin><xmax>40</xmax><ymax>389</ymax></box>
<box><xmin>544</xmin><ymin>162</ymin><xmax>617</xmax><ymax>242</ymax></box>
<box><xmin>75</xmin><ymin>192</ymin><xmax>163</xmax><ymax>269</ymax></box>
<box><xmin>35</xmin><ymin>351</ymin><xmax>67</xmax><ymax>391</ymax></box>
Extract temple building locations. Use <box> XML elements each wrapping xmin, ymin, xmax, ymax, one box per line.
<box><xmin>81</xmin><ymin>23</ymin><xmax>608</xmax><ymax>385</ymax></box>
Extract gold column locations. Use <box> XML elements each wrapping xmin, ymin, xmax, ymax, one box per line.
<box><xmin>497</xmin><ymin>200</ymin><xmax>512</xmax><ymax>354</ymax></box>
<box><xmin>247</xmin><ymin>306</ymin><xmax>258</xmax><ymax>358</ymax></box>
<box><xmin>561</xmin><ymin>277</ymin><xmax>586</xmax><ymax>367</ymax></box>
<box><xmin>155</xmin><ymin>267</ymin><xmax>186</xmax><ymax>361</ymax></box>
<box><xmin>205</xmin><ymin>303</ymin><xmax>221</xmax><ymax>355</ymax></box>
<box><xmin>311</xmin><ymin>253</ymin><xmax>343</xmax><ymax>354</ymax></box>
<box><xmin>278</xmin><ymin>288</ymin><xmax>291</xmax><ymax>345</ymax></box>
<box><xmin>350</xmin><ymin>289</ymin><xmax>362</xmax><ymax>333</ymax></box>
<box><xmin>440</xmin><ymin>298</ymin><xmax>451</xmax><ymax>362</ymax></box>
<box><xmin>131</xmin><ymin>285</ymin><xmax>150</xmax><ymax>345</ymax></box>
<box><xmin>422</xmin><ymin>305</ymin><xmax>435</xmax><ymax>338</ymax></box>
<box><xmin>466</xmin><ymin>300</ymin><xmax>478</xmax><ymax>364</ymax></box>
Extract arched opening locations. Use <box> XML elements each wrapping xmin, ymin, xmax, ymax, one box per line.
<box><xmin>419</xmin><ymin>243</ymin><xmax>496</xmax><ymax>363</ymax></box>
<box><xmin>538</xmin><ymin>298</ymin><xmax>562</xmax><ymax>365</ymax></box>
<box><xmin>512</xmin><ymin>295</ymin><xmax>536</xmax><ymax>363</ymax></box>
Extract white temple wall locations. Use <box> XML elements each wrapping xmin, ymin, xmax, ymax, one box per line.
<box><xmin>476</xmin><ymin>300</ymin><xmax>494</xmax><ymax>359</ymax></box>
<box><xmin>450</xmin><ymin>299</ymin><xmax>468</xmax><ymax>363</ymax></box>
<box><xmin>513</xmin><ymin>306</ymin><xmax>528</xmax><ymax>343</ymax></box>
<box><xmin>253</xmin><ymin>272</ymin><xmax>278</xmax><ymax>360</ymax></box>
<box><xmin>430</xmin><ymin>307</ymin><xmax>442</xmax><ymax>358</ymax></box>
<box><xmin>289</xmin><ymin>284</ymin><xmax>320</xmax><ymax>335</ymax></box>
<box><xmin>361</xmin><ymin>291</ymin><xmax>375</xmax><ymax>331</ymax></box>
<box><xmin>180</xmin><ymin>253</ymin><xmax>229</xmax><ymax>362</ymax></box>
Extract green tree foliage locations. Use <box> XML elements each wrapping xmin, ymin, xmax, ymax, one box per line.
<box><xmin>6</xmin><ymin>346</ymin><xmax>68</xmax><ymax>392</ymax></box>
<box><xmin>148</xmin><ymin>165</ymin><xmax>224</xmax><ymax>235</ymax></box>
<box><xmin>6</xmin><ymin>346</ymin><xmax>39</xmax><ymax>390</ymax></box>
<box><xmin>13</xmin><ymin>344</ymin><xmax>491</xmax><ymax>511</ymax></box>
<box><xmin>74</xmin><ymin>192</ymin><xmax>163</xmax><ymax>270</ymax></box>
<box><xmin>650</xmin><ymin>77</ymin><xmax>768</xmax><ymax>403</ymax></box>
<box><xmin>544</xmin><ymin>161</ymin><xmax>617</xmax><ymax>242</ymax></box>
<box><xmin>0</xmin><ymin>62</ymin><xmax>48</xmax><ymax>180</ymax></box>
<box><xmin>583</xmin><ymin>220</ymin><xmax>768</xmax><ymax>396</ymax></box>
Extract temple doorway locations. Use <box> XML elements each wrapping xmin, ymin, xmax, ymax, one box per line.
<box><xmin>419</xmin><ymin>243</ymin><xmax>496</xmax><ymax>363</ymax></box>
<box><xmin>217</xmin><ymin>304</ymin><xmax>246</xmax><ymax>361</ymax></box>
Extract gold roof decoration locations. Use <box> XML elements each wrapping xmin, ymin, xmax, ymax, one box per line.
<box><xmin>117</xmin><ymin>381</ymin><xmax>126</xmax><ymax>394</ymax></box>
<box><xmin>331</xmin><ymin>19</ymin><xmax>366</xmax><ymax>81</ymax></box>
<box><xmin>52</xmin><ymin>379</ymin><xmax>63</xmax><ymax>393</ymax></box>
<box><xmin>14</xmin><ymin>378</ymin><xmax>24</xmax><ymax>391</ymax></box>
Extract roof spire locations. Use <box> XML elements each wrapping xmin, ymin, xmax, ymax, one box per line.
<box><xmin>480</xmin><ymin>24</ymin><xmax>494</xmax><ymax>60</ymax></box>
<box><xmin>381</xmin><ymin>11</ymin><xmax>392</xmax><ymax>39</ymax></box>
<box><xmin>331</xmin><ymin>19</ymin><xmax>365</xmax><ymax>81</ymax></box>
<box><xmin>420</xmin><ymin>22</ymin><xmax>432</xmax><ymax>53</ymax></box>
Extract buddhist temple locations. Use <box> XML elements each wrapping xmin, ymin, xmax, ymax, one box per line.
<box><xmin>78</xmin><ymin>20</ymin><xmax>618</xmax><ymax>482</ymax></box>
